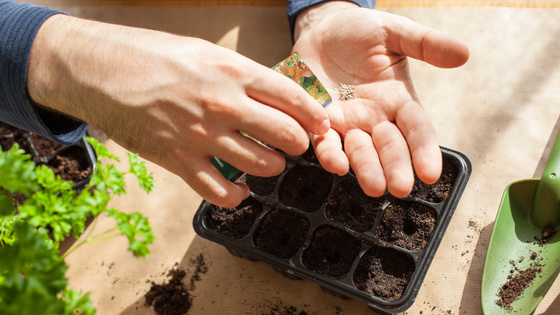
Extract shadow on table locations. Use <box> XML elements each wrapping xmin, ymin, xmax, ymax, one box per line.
<box><xmin>118</xmin><ymin>235</ymin><xmax>382</xmax><ymax>315</ymax></box>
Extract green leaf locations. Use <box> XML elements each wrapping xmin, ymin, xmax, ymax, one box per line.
<box><xmin>106</xmin><ymin>209</ymin><xmax>155</xmax><ymax>258</ymax></box>
<box><xmin>127</xmin><ymin>153</ymin><xmax>154</xmax><ymax>193</ymax></box>
<box><xmin>0</xmin><ymin>192</ymin><xmax>15</xmax><ymax>216</ymax></box>
<box><xmin>0</xmin><ymin>222</ymin><xmax>92</xmax><ymax>314</ymax></box>
<box><xmin>85</xmin><ymin>137</ymin><xmax>118</xmax><ymax>161</ymax></box>
<box><xmin>0</xmin><ymin>145</ymin><xmax>39</xmax><ymax>195</ymax></box>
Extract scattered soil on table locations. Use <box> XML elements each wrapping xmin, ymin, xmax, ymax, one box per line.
<box><xmin>326</xmin><ymin>179</ymin><xmax>386</xmax><ymax>232</ymax></box>
<box><xmin>257</xmin><ymin>301</ymin><xmax>309</xmax><ymax>315</ymax></box>
<box><xmin>302</xmin><ymin>225</ymin><xmax>361</xmax><ymax>278</ymax></box>
<box><xmin>208</xmin><ymin>197</ymin><xmax>263</xmax><ymax>239</ymax></box>
<box><xmin>354</xmin><ymin>245</ymin><xmax>415</xmax><ymax>301</ymax></box>
<box><xmin>377</xmin><ymin>200</ymin><xmax>437</xmax><ymax>251</ymax></box>
<box><xmin>278</xmin><ymin>164</ymin><xmax>333</xmax><ymax>212</ymax></box>
<box><xmin>145</xmin><ymin>255</ymin><xmax>208</xmax><ymax>315</ymax></box>
<box><xmin>410</xmin><ymin>155</ymin><xmax>458</xmax><ymax>203</ymax></box>
<box><xmin>255</xmin><ymin>210</ymin><xmax>310</xmax><ymax>259</ymax></box>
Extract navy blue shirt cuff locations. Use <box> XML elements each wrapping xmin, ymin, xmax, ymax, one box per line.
<box><xmin>0</xmin><ymin>1</ymin><xmax>87</xmax><ymax>144</ymax></box>
<box><xmin>287</xmin><ymin>0</ymin><xmax>376</xmax><ymax>42</ymax></box>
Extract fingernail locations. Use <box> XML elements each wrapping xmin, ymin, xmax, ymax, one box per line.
<box><xmin>244</xmin><ymin>189</ymin><xmax>251</xmax><ymax>199</ymax></box>
<box><xmin>315</xmin><ymin>119</ymin><xmax>330</xmax><ymax>135</ymax></box>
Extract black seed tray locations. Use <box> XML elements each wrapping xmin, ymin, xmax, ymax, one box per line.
<box><xmin>193</xmin><ymin>147</ymin><xmax>471</xmax><ymax>313</ymax></box>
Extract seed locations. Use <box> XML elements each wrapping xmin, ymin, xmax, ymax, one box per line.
<box><xmin>338</xmin><ymin>83</ymin><xmax>355</xmax><ymax>101</ymax></box>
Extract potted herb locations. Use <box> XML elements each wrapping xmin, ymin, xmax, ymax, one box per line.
<box><xmin>0</xmin><ymin>129</ymin><xmax>155</xmax><ymax>315</ymax></box>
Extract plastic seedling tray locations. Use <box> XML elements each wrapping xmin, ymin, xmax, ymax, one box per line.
<box><xmin>193</xmin><ymin>146</ymin><xmax>471</xmax><ymax>313</ymax></box>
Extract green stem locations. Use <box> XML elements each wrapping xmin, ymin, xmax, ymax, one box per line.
<box><xmin>61</xmin><ymin>226</ymin><xmax>119</xmax><ymax>259</ymax></box>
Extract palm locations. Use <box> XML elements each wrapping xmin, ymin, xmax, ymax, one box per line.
<box><xmin>293</xmin><ymin>8</ymin><xmax>469</xmax><ymax>198</ymax></box>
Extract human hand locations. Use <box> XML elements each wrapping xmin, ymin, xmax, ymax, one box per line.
<box><xmin>293</xmin><ymin>2</ymin><xmax>469</xmax><ymax>198</ymax></box>
<box><xmin>28</xmin><ymin>15</ymin><xmax>330</xmax><ymax>207</ymax></box>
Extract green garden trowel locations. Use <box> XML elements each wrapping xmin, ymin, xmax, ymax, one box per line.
<box><xmin>482</xmin><ymin>131</ymin><xmax>560</xmax><ymax>314</ymax></box>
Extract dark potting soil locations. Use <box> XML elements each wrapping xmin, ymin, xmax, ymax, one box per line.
<box><xmin>495</xmin><ymin>258</ymin><xmax>543</xmax><ymax>311</ymax></box>
<box><xmin>377</xmin><ymin>200</ymin><xmax>437</xmax><ymax>251</ymax></box>
<box><xmin>202</xmin><ymin>144</ymin><xmax>464</xmax><ymax>305</ymax></box>
<box><xmin>145</xmin><ymin>255</ymin><xmax>209</xmax><ymax>315</ymax></box>
<box><xmin>0</xmin><ymin>123</ymin><xmax>32</xmax><ymax>155</ymax></box>
<box><xmin>48</xmin><ymin>146</ymin><xmax>92</xmax><ymax>183</ymax></box>
<box><xmin>354</xmin><ymin>246</ymin><xmax>415</xmax><ymax>301</ymax></box>
<box><xmin>208</xmin><ymin>197</ymin><xmax>263</xmax><ymax>239</ymax></box>
<box><xmin>278</xmin><ymin>164</ymin><xmax>333</xmax><ymax>212</ymax></box>
<box><xmin>301</xmin><ymin>225</ymin><xmax>361</xmax><ymax>278</ymax></box>
<box><xmin>255</xmin><ymin>210</ymin><xmax>310</xmax><ymax>259</ymax></box>
<box><xmin>496</xmin><ymin>226</ymin><xmax>553</xmax><ymax>310</ymax></box>
<box><xmin>145</xmin><ymin>268</ymin><xmax>192</xmax><ymax>315</ymax></box>
<box><xmin>410</xmin><ymin>156</ymin><xmax>458</xmax><ymax>203</ymax></box>
<box><xmin>326</xmin><ymin>179</ymin><xmax>385</xmax><ymax>232</ymax></box>
<box><xmin>240</xmin><ymin>173</ymin><xmax>280</xmax><ymax>196</ymax></box>
<box><xmin>300</xmin><ymin>144</ymin><xmax>319</xmax><ymax>164</ymax></box>
<box><xmin>31</xmin><ymin>133</ymin><xmax>62</xmax><ymax>157</ymax></box>
<box><xmin>0</xmin><ymin>121</ymin><xmax>92</xmax><ymax>184</ymax></box>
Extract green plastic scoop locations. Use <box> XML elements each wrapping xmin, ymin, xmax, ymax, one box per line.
<box><xmin>482</xmin><ymin>132</ymin><xmax>560</xmax><ymax>314</ymax></box>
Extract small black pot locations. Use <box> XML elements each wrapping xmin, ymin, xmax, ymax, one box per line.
<box><xmin>193</xmin><ymin>146</ymin><xmax>471</xmax><ymax>313</ymax></box>
<box><xmin>0</xmin><ymin>122</ymin><xmax>97</xmax><ymax>191</ymax></box>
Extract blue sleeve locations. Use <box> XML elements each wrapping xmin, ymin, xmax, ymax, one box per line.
<box><xmin>287</xmin><ymin>0</ymin><xmax>376</xmax><ymax>42</ymax></box>
<box><xmin>0</xmin><ymin>0</ymin><xmax>87</xmax><ymax>144</ymax></box>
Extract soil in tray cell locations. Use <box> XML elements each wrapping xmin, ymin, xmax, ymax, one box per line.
<box><xmin>207</xmin><ymin>197</ymin><xmax>263</xmax><ymax>239</ymax></box>
<box><xmin>254</xmin><ymin>209</ymin><xmax>310</xmax><ymax>259</ymax></box>
<box><xmin>278</xmin><ymin>164</ymin><xmax>333</xmax><ymax>212</ymax></box>
<box><xmin>302</xmin><ymin>225</ymin><xmax>361</xmax><ymax>279</ymax></box>
<box><xmin>326</xmin><ymin>179</ymin><xmax>386</xmax><ymax>232</ymax></box>
<box><xmin>239</xmin><ymin>174</ymin><xmax>280</xmax><ymax>197</ymax></box>
<box><xmin>353</xmin><ymin>245</ymin><xmax>415</xmax><ymax>301</ymax></box>
<box><xmin>377</xmin><ymin>200</ymin><xmax>437</xmax><ymax>251</ymax></box>
<box><xmin>410</xmin><ymin>155</ymin><xmax>459</xmax><ymax>203</ymax></box>
<box><xmin>300</xmin><ymin>145</ymin><xmax>319</xmax><ymax>164</ymax></box>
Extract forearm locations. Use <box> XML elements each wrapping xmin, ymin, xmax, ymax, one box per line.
<box><xmin>0</xmin><ymin>0</ymin><xmax>85</xmax><ymax>143</ymax></box>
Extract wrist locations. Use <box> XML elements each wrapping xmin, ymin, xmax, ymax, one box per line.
<box><xmin>293</xmin><ymin>1</ymin><xmax>359</xmax><ymax>42</ymax></box>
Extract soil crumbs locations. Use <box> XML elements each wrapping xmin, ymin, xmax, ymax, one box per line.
<box><xmin>145</xmin><ymin>254</ymin><xmax>208</xmax><ymax>315</ymax></box>
<box><xmin>495</xmin><ymin>226</ymin><xmax>555</xmax><ymax>311</ymax></box>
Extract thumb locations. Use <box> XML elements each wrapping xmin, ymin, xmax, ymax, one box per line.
<box><xmin>386</xmin><ymin>13</ymin><xmax>470</xmax><ymax>68</ymax></box>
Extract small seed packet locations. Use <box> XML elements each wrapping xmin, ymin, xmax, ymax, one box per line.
<box><xmin>272</xmin><ymin>52</ymin><xmax>332</xmax><ymax>107</ymax></box>
<box><xmin>212</xmin><ymin>52</ymin><xmax>331</xmax><ymax>181</ymax></box>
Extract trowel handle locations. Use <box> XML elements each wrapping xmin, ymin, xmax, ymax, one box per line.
<box><xmin>532</xmin><ymin>132</ymin><xmax>560</xmax><ymax>228</ymax></box>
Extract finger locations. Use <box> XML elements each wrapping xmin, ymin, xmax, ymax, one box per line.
<box><xmin>234</xmin><ymin>97</ymin><xmax>312</xmax><ymax>156</ymax></box>
<box><xmin>311</xmin><ymin>129</ymin><xmax>349</xmax><ymax>175</ymax></box>
<box><xmin>384</xmin><ymin>13</ymin><xmax>470</xmax><ymax>68</ymax></box>
<box><xmin>396</xmin><ymin>100</ymin><xmax>442</xmax><ymax>184</ymax></box>
<box><xmin>344</xmin><ymin>129</ymin><xmax>387</xmax><ymax>197</ymax></box>
<box><xmin>371</xmin><ymin>121</ymin><xmax>414</xmax><ymax>197</ymax></box>
<box><xmin>175</xmin><ymin>155</ymin><xmax>251</xmax><ymax>208</ymax></box>
<box><xmin>211</xmin><ymin>130</ymin><xmax>287</xmax><ymax>177</ymax></box>
<box><xmin>245</xmin><ymin>66</ymin><xmax>330</xmax><ymax>135</ymax></box>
